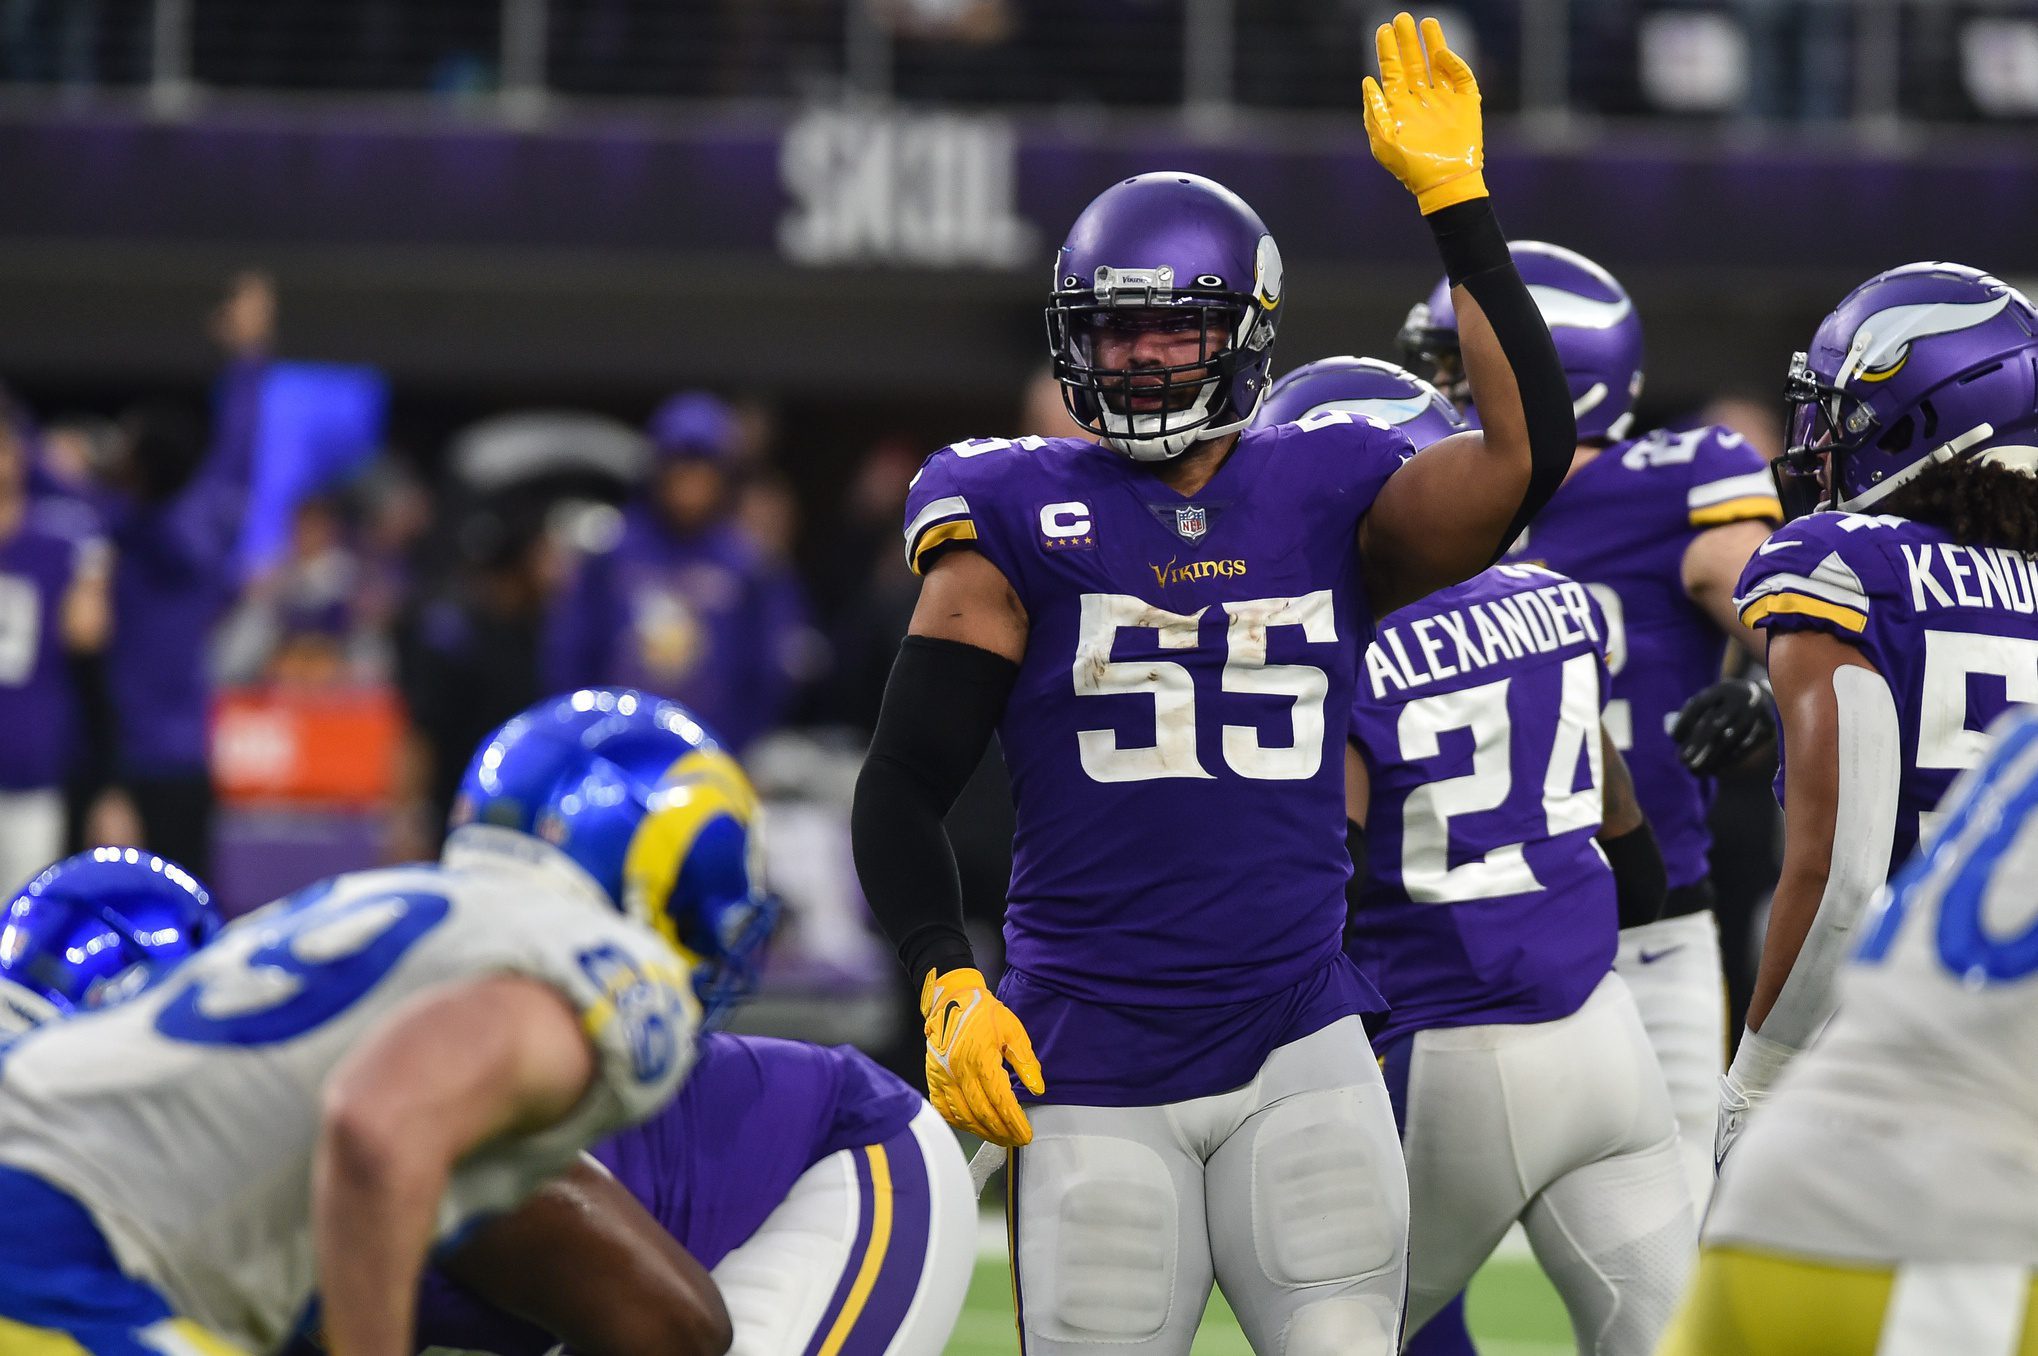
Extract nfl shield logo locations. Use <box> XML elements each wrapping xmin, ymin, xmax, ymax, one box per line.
<box><xmin>1174</xmin><ymin>506</ymin><xmax>1208</xmax><ymax>542</ymax></box>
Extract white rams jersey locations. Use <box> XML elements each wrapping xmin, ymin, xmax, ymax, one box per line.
<box><xmin>1708</xmin><ymin>710</ymin><xmax>2038</xmax><ymax>1263</ymax></box>
<box><xmin>0</xmin><ymin>827</ymin><xmax>699</xmax><ymax>1353</ymax></box>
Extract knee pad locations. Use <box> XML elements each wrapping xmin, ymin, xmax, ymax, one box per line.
<box><xmin>1250</xmin><ymin>1089</ymin><xmax>1407</xmax><ymax>1288</ymax></box>
<box><xmin>1280</xmin><ymin>1296</ymin><xmax>1398</xmax><ymax>1356</ymax></box>
<box><xmin>1016</xmin><ymin>1135</ymin><xmax>1182</xmax><ymax>1341</ymax></box>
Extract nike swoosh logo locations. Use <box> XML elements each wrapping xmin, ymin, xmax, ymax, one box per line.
<box><xmin>1637</xmin><ymin>946</ymin><xmax>1686</xmax><ymax>965</ymax></box>
<box><xmin>1757</xmin><ymin>539</ymin><xmax>1801</xmax><ymax>555</ymax></box>
<box><xmin>936</xmin><ymin>998</ymin><xmax>965</xmax><ymax>1047</ymax></box>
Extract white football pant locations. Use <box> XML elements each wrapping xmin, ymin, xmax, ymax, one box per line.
<box><xmin>1006</xmin><ymin>1015</ymin><xmax>1409</xmax><ymax>1356</ymax></box>
<box><xmin>1613</xmin><ymin>910</ymin><xmax>1728</xmax><ymax>1213</ymax></box>
<box><xmin>1395</xmin><ymin>974</ymin><xmax>1695</xmax><ymax>1356</ymax></box>
<box><xmin>711</xmin><ymin>1102</ymin><xmax>974</xmax><ymax>1356</ymax></box>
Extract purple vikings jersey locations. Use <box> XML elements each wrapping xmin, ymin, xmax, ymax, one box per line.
<box><xmin>902</xmin><ymin>419</ymin><xmax>1411</xmax><ymax>1104</ymax></box>
<box><xmin>1348</xmin><ymin>564</ymin><xmax>1617</xmax><ymax>1042</ymax></box>
<box><xmin>544</xmin><ymin>512</ymin><xmax>810</xmax><ymax>753</ymax></box>
<box><xmin>1506</xmin><ymin>425</ymin><xmax>1779</xmax><ymax>890</ymax></box>
<box><xmin>0</xmin><ymin>524</ymin><xmax>85</xmax><ymax>790</ymax></box>
<box><xmin>1737</xmin><ymin>511</ymin><xmax>2038</xmax><ymax>869</ymax></box>
<box><xmin>409</xmin><ymin>1033</ymin><xmax>923</xmax><ymax>1356</ymax></box>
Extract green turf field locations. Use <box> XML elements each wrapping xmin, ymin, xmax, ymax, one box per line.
<box><xmin>945</xmin><ymin>1229</ymin><xmax>1574</xmax><ymax>1355</ymax></box>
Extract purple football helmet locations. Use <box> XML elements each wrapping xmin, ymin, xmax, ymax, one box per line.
<box><xmin>1047</xmin><ymin>173</ymin><xmax>1284</xmax><ymax>462</ymax></box>
<box><xmin>1775</xmin><ymin>262</ymin><xmax>2038</xmax><ymax>521</ymax></box>
<box><xmin>1251</xmin><ymin>356</ymin><xmax>1466</xmax><ymax>450</ymax></box>
<box><xmin>1397</xmin><ymin>241</ymin><xmax>1644</xmax><ymax>443</ymax></box>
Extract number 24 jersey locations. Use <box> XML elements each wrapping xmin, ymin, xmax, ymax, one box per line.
<box><xmin>902</xmin><ymin>419</ymin><xmax>1412</xmax><ymax>1102</ymax></box>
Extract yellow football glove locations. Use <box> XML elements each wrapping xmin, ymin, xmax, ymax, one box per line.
<box><xmin>1362</xmin><ymin>13</ymin><xmax>1487</xmax><ymax>215</ymax></box>
<box><xmin>920</xmin><ymin>967</ymin><xmax>1044</xmax><ymax>1148</ymax></box>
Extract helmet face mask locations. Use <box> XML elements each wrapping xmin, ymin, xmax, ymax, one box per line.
<box><xmin>1046</xmin><ymin>173</ymin><xmax>1283</xmax><ymax>463</ymax></box>
<box><xmin>1049</xmin><ymin>294</ymin><xmax>1258</xmax><ymax>459</ymax></box>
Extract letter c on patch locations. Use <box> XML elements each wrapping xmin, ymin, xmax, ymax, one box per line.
<box><xmin>1040</xmin><ymin>501</ymin><xmax>1093</xmax><ymax>538</ymax></box>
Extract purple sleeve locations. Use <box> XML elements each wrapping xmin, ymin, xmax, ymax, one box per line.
<box><xmin>413</xmin><ymin>1268</ymin><xmax>556</xmax><ymax>1356</ymax></box>
<box><xmin>542</xmin><ymin>549</ymin><xmax>616</xmax><ymax>694</ymax></box>
<box><xmin>127</xmin><ymin>357</ymin><xmax>267</xmax><ymax>573</ymax></box>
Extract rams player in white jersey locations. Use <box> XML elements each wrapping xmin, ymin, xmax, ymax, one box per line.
<box><xmin>1661</xmin><ymin>706</ymin><xmax>2038</xmax><ymax>1355</ymax></box>
<box><xmin>0</xmin><ymin>688</ymin><xmax>766</xmax><ymax>1356</ymax></box>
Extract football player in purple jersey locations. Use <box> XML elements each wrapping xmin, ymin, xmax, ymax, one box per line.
<box><xmin>1714</xmin><ymin>262</ymin><xmax>2038</xmax><ymax>1168</ymax></box>
<box><xmin>1347</xmin><ymin>561</ymin><xmax>1692</xmax><ymax>1356</ymax></box>
<box><xmin>850</xmin><ymin>15</ymin><xmax>1578</xmax><ymax>1354</ymax></box>
<box><xmin>1263</xmin><ymin>362</ymin><xmax>1692</xmax><ymax>1353</ymax></box>
<box><xmin>1402</xmin><ymin>241</ymin><xmax>1782</xmax><ymax>1216</ymax></box>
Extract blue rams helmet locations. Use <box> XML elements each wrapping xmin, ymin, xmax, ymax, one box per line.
<box><xmin>1251</xmin><ymin>356</ymin><xmax>1467</xmax><ymax>450</ymax></box>
<box><xmin>452</xmin><ymin>688</ymin><xmax>778</xmax><ymax>1025</ymax></box>
<box><xmin>0</xmin><ymin>848</ymin><xmax>221</xmax><ymax>1034</ymax></box>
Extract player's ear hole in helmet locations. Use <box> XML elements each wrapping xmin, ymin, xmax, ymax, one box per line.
<box><xmin>1047</xmin><ymin>173</ymin><xmax>1284</xmax><ymax>464</ymax></box>
<box><xmin>0</xmin><ymin>847</ymin><xmax>221</xmax><ymax>1034</ymax></box>
<box><xmin>452</xmin><ymin>688</ymin><xmax>780</xmax><ymax>1028</ymax></box>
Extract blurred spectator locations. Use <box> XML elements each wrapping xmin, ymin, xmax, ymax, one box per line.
<box><xmin>1699</xmin><ymin>391</ymin><xmax>1786</xmax><ymax>463</ymax></box>
<box><xmin>1019</xmin><ymin>364</ymin><xmax>1091</xmax><ymax>442</ymax></box>
<box><xmin>214</xmin><ymin>495</ymin><xmax>379</xmax><ymax>686</ymax></box>
<box><xmin>391</xmin><ymin>499</ymin><xmax>556</xmax><ymax>858</ymax></box>
<box><xmin>0</xmin><ymin>413</ymin><xmax>110</xmax><ymax>890</ymax></box>
<box><xmin>544</xmin><ymin>391</ymin><xmax>812</xmax><ymax>752</ymax></box>
<box><xmin>91</xmin><ymin>272</ymin><xmax>271</xmax><ymax>876</ymax></box>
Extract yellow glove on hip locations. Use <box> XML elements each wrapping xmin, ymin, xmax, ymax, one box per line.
<box><xmin>1362</xmin><ymin>12</ymin><xmax>1487</xmax><ymax>215</ymax></box>
<box><xmin>921</xmin><ymin>967</ymin><xmax>1045</xmax><ymax>1148</ymax></box>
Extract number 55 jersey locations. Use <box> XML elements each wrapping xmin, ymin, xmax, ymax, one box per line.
<box><xmin>901</xmin><ymin>419</ymin><xmax>1412</xmax><ymax>1105</ymax></box>
<box><xmin>1736</xmin><ymin>510</ymin><xmax>2038</xmax><ymax>869</ymax></box>
<box><xmin>0</xmin><ymin>832</ymin><xmax>698</xmax><ymax>1355</ymax></box>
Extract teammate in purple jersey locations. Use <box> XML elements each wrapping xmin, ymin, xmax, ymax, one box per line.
<box><xmin>1716</xmin><ymin>261</ymin><xmax>2038</xmax><ymax>1167</ymax></box>
<box><xmin>851</xmin><ymin>16</ymin><xmax>1579</xmax><ymax>1354</ymax></box>
<box><xmin>545</xmin><ymin>391</ymin><xmax>811</xmax><ymax>753</ymax></box>
<box><xmin>1402</xmin><ymin>239</ymin><xmax>1781</xmax><ymax>1219</ymax></box>
<box><xmin>1346</xmin><ymin>563</ymin><xmax>1693</xmax><ymax>1354</ymax></box>
<box><xmin>409</xmin><ymin>1032</ymin><xmax>972</xmax><ymax>1356</ymax></box>
<box><xmin>0</xmin><ymin>424</ymin><xmax>110</xmax><ymax>892</ymax></box>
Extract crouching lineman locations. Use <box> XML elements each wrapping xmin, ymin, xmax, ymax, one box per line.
<box><xmin>1661</xmin><ymin>708</ymin><xmax>2038</xmax><ymax>1355</ymax></box>
<box><xmin>0</xmin><ymin>687</ymin><xmax>733</xmax><ymax>1356</ymax></box>
<box><xmin>1264</xmin><ymin>363</ymin><xmax>1694</xmax><ymax>1354</ymax></box>
<box><xmin>403</xmin><ymin>719</ymin><xmax>974</xmax><ymax>1356</ymax></box>
<box><xmin>1716</xmin><ymin>263</ymin><xmax>2038</xmax><ymax>1165</ymax></box>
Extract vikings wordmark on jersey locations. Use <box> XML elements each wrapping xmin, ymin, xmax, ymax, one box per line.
<box><xmin>902</xmin><ymin>416</ymin><xmax>1412</xmax><ymax>1104</ymax></box>
<box><xmin>1507</xmin><ymin>424</ymin><xmax>1778</xmax><ymax>892</ymax></box>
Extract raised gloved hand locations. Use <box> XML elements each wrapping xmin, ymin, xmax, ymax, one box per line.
<box><xmin>921</xmin><ymin>967</ymin><xmax>1044</xmax><ymax>1148</ymax></box>
<box><xmin>1673</xmin><ymin>677</ymin><xmax>1777</xmax><ymax>776</ymax></box>
<box><xmin>1362</xmin><ymin>13</ymin><xmax>1487</xmax><ymax>214</ymax></box>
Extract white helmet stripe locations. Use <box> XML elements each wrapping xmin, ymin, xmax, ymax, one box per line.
<box><xmin>1838</xmin><ymin>296</ymin><xmax>2013</xmax><ymax>384</ymax></box>
<box><xmin>1526</xmin><ymin>286</ymin><xmax>1634</xmax><ymax>332</ymax></box>
<box><xmin>1301</xmin><ymin>395</ymin><xmax>1434</xmax><ymax>428</ymax></box>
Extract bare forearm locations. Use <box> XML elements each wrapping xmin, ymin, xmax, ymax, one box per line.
<box><xmin>314</xmin><ymin>1125</ymin><xmax>448</xmax><ymax>1356</ymax></box>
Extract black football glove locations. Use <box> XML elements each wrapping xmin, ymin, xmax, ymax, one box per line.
<box><xmin>1672</xmin><ymin>677</ymin><xmax>1775</xmax><ymax>776</ymax></box>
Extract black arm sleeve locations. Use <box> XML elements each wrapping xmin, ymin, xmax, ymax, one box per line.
<box><xmin>1602</xmin><ymin>820</ymin><xmax>1669</xmax><ymax>930</ymax></box>
<box><xmin>1425</xmin><ymin>199</ymin><xmax>1577</xmax><ymax>550</ymax></box>
<box><xmin>851</xmin><ymin>635</ymin><xmax>1019</xmax><ymax>982</ymax></box>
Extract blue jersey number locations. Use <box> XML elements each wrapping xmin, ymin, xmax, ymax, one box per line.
<box><xmin>154</xmin><ymin>891</ymin><xmax>452</xmax><ymax>1047</ymax></box>
<box><xmin>1858</xmin><ymin>714</ymin><xmax>2038</xmax><ymax>982</ymax></box>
